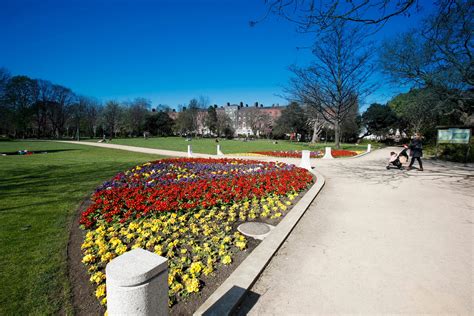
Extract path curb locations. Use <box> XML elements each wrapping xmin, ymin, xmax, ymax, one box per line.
<box><xmin>193</xmin><ymin>168</ymin><xmax>326</xmax><ymax>316</ymax></box>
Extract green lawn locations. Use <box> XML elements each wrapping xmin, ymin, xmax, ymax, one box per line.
<box><xmin>85</xmin><ymin>137</ymin><xmax>377</xmax><ymax>154</ymax></box>
<box><xmin>0</xmin><ymin>141</ymin><xmax>163</xmax><ymax>315</ymax></box>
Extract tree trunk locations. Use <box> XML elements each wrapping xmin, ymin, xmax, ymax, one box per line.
<box><xmin>334</xmin><ymin>121</ymin><xmax>341</xmax><ymax>149</ymax></box>
<box><xmin>311</xmin><ymin>120</ymin><xmax>321</xmax><ymax>143</ymax></box>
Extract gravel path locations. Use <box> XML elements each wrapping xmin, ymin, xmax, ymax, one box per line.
<box><xmin>239</xmin><ymin>147</ymin><xmax>474</xmax><ymax>315</ymax></box>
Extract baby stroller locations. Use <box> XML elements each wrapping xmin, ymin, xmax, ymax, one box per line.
<box><xmin>386</xmin><ymin>145</ymin><xmax>409</xmax><ymax>170</ymax></box>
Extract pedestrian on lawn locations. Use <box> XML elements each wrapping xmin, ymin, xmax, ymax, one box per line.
<box><xmin>408</xmin><ymin>133</ymin><xmax>424</xmax><ymax>171</ymax></box>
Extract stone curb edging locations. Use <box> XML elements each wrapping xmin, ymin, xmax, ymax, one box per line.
<box><xmin>193</xmin><ymin>168</ymin><xmax>326</xmax><ymax>316</ymax></box>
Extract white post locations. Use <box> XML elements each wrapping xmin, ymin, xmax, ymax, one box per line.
<box><xmin>217</xmin><ymin>144</ymin><xmax>224</xmax><ymax>156</ymax></box>
<box><xmin>299</xmin><ymin>150</ymin><xmax>311</xmax><ymax>170</ymax></box>
<box><xmin>106</xmin><ymin>248</ymin><xmax>168</xmax><ymax>316</ymax></box>
<box><xmin>367</xmin><ymin>144</ymin><xmax>372</xmax><ymax>152</ymax></box>
<box><xmin>187</xmin><ymin>145</ymin><xmax>193</xmax><ymax>157</ymax></box>
<box><xmin>322</xmin><ymin>147</ymin><xmax>334</xmax><ymax>159</ymax></box>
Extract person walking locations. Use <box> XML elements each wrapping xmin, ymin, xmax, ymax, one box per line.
<box><xmin>408</xmin><ymin>133</ymin><xmax>423</xmax><ymax>171</ymax></box>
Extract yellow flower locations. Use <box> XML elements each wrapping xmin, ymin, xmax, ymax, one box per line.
<box><xmin>154</xmin><ymin>245</ymin><xmax>163</xmax><ymax>256</ymax></box>
<box><xmin>115</xmin><ymin>244</ymin><xmax>127</xmax><ymax>255</ymax></box>
<box><xmin>189</xmin><ymin>261</ymin><xmax>203</xmax><ymax>276</ymax></box>
<box><xmin>101</xmin><ymin>252</ymin><xmax>114</xmax><ymax>263</ymax></box>
<box><xmin>184</xmin><ymin>277</ymin><xmax>200</xmax><ymax>293</ymax></box>
<box><xmin>235</xmin><ymin>241</ymin><xmax>247</xmax><ymax>250</ymax></box>
<box><xmin>203</xmin><ymin>265</ymin><xmax>214</xmax><ymax>276</ymax></box>
<box><xmin>221</xmin><ymin>255</ymin><xmax>232</xmax><ymax>265</ymax></box>
<box><xmin>100</xmin><ymin>297</ymin><xmax>107</xmax><ymax>306</ymax></box>
<box><xmin>95</xmin><ymin>284</ymin><xmax>106</xmax><ymax>298</ymax></box>
<box><xmin>82</xmin><ymin>254</ymin><xmax>95</xmax><ymax>264</ymax></box>
<box><xmin>171</xmin><ymin>282</ymin><xmax>183</xmax><ymax>293</ymax></box>
<box><xmin>81</xmin><ymin>241</ymin><xmax>93</xmax><ymax>250</ymax></box>
<box><xmin>168</xmin><ymin>273</ymin><xmax>175</xmax><ymax>285</ymax></box>
<box><xmin>128</xmin><ymin>222</ymin><xmax>139</xmax><ymax>231</ymax></box>
<box><xmin>90</xmin><ymin>271</ymin><xmax>106</xmax><ymax>284</ymax></box>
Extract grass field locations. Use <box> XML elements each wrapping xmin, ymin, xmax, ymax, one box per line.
<box><xmin>0</xmin><ymin>141</ymin><xmax>162</xmax><ymax>315</ymax></box>
<box><xmin>85</xmin><ymin>137</ymin><xmax>376</xmax><ymax>154</ymax></box>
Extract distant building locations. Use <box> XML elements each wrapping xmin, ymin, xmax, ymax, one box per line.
<box><xmin>170</xmin><ymin>102</ymin><xmax>286</xmax><ymax>136</ymax></box>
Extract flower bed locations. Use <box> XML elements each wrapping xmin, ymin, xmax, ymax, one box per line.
<box><xmin>250</xmin><ymin>149</ymin><xmax>358</xmax><ymax>158</ymax></box>
<box><xmin>331</xmin><ymin>149</ymin><xmax>359</xmax><ymax>157</ymax></box>
<box><xmin>80</xmin><ymin>158</ymin><xmax>313</xmax><ymax>310</ymax></box>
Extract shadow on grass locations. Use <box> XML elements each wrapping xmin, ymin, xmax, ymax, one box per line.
<box><xmin>0</xmin><ymin>149</ymin><xmax>78</xmax><ymax>155</ymax></box>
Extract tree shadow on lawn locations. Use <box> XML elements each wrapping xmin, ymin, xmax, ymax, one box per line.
<box><xmin>0</xmin><ymin>149</ymin><xmax>78</xmax><ymax>155</ymax></box>
<box><xmin>0</xmin><ymin>164</ymin><xmax>123</xmax><ymax>199</ymax></box>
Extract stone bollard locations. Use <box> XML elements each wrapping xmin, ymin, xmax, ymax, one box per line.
<box><xmin>187</xmin><ymin>145</ymin><xmax>193</xmax><ymax>157</ymax></box>
<box><xmin>106</xmin><ymin>248</ymin><xmax>169</xmax><ymax>316</ymax></box>
<box><xmin>367</xmin><ymin>144</ymin><xmax>371</xmax><ymax>152</ymax></box>
<box><xmin>217</xmin><ymin>144</ymin><xmax>224</xmax><ymax>156</ymax></box>
<box><xmin>299</xmin><ymin>150</ymin><xmax>312</xmax><ymax>170</ymax></box>
<box><xmin>322</xmin><ymin>147</ymin><xmax>334</xmax><ymax>159</ymax></box>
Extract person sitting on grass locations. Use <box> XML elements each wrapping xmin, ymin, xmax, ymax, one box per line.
<box><xmin>408</xmin><ymin>133</ymin><xmax>424</xmax><ymax>171</ymax></box>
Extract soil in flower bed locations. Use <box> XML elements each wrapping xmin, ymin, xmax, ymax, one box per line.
<box><xmin>72</xmin><ymin>158</ymin><xmax>314</xmax><ymax>315</ymax></box>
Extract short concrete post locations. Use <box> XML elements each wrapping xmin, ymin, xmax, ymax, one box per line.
<box><xmin>217</xmin><ymin>144</ymin><xmax>224</xmax><ymax>156</ymax></box>
<box><xmin>187</xmin><ymin>145</ymin><xmax>193</xmax><ymax>157</ymax></box>
<box><xmin>367</xmin><ymin>144</ymin><xmax>371</xmax><ymax>152</ymax></box>
<box><xmin>299</xmin><ymin>150</ymin><xmax>311</xmax><ymax>170</ymax></box>
<box><xmin>106</xmin><ymin>248</ymin><xmax>169</xmax><ymax>316</ymax></box>
<box><xmin>322</xmin><ymin>147</ymin><xmax>334</xmax><ymax>159</ymax></box>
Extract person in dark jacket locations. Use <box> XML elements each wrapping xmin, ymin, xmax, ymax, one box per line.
<box><xmin>408</xmin><ymin>133</ymin><xmax>423</xmax><ymax>171</ymax></box>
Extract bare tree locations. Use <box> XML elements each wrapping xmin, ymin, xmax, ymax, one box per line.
<box><xmin>84</xmin><ymin>97</ymin><xmax>102</xmax><ymax>138</ymax></box>
<box><xmin>381</xmin><ymin>1</ymin><xmax>473</xmax><ymax>90</ymax></box>
<box><xmin>48</xmin><ymin>84</ymin><xmax>75</xmax><ymax>138</ymax></box>
<box><xmin>0</xmin><ymin>68</ymin><xmax>12</xmax><ymax>135</ymax></box>
<box><xmin>125</xmin><ymin>98</ymin><xmax>150</xmax><ymax>136</ymax></box>
<box><xmin>287</xmin><ymin>21</ymin><xmax>376</xmax><ymax>148</ymax></box>
<box><xmin>244</xmin><ymin>107</ymin><xmax>272</xmax><ymax>137</ymax></box>
<box><xmin>4</xmin><ymin>75</ymin><xmax>35</xmax><ymax>138</ymax></box>
<box><xmin>305</xmin><ymin>104</ymin><xmax>326</xmax><ymax>143</ymax></box>
<box><xmin>254</xmin><ymin>0</ymin><xmax>418</xmax><ymax>31</ymax></box>
<box><xmin>380</xmin><ymin>0</ymin><xmax>473</xmax><ymax>124</ymax></box>
<box><xmin>101</xmin><ymin>101</ymin><xmax>123</xmax><ymax>139</ymax></box>
<box><xmin>197</xmin><ymin>95</ymin><xmax>210</xmax><ymax>108</ymax></box>
<box><xmin>216</xmin><ymin>111</ymin><xmax>233</xmax><ymax>137</ymax></box>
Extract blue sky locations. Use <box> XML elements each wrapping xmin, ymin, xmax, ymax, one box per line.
<box><xmin>0</xmin><ymin>0</ymin><xmax>434</xmax><ymax>110</ymax></box>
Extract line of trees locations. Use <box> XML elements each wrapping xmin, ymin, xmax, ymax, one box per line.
<box><xmin>0</xmin><ymin>68</ymin><xmax>175</xmax><ymax>139</ymax></box>
<box><xmin>277</xmin><ymin>0</ymin><xmax>472</xmax><ymax>147</ymax></box>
